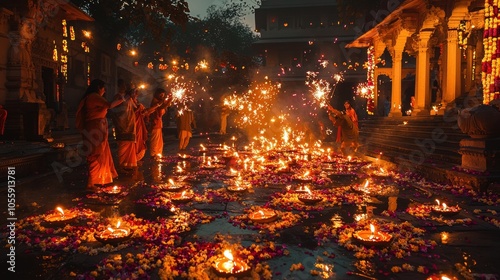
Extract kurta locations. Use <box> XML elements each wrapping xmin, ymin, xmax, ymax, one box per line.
<box><xmin>76</xmin><ymin>92</ymin><xmax>117</xmax><ymax>186</ymax></box>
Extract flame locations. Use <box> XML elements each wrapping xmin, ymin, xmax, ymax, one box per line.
<box><xmin>442</xmin><ymin>203</ymin><xmax>447</xmax><ymax>210</ymax></box>
<box><xmin>116</xmin><ymin>220</ymin><xmax>121</xmax><ymax>229</ymax></box>
<box><xmin>223</xmin><ymin>249</ymin><xmax>234</xmax><ymax>261</ymax></box>
<box><xmin>305</xmin><ymin>186</ymin><xmax>312</xmax><ymax>195</ymax></box>
<box><xmin>181</xmin><ymin>191</ymin><xmax>186</xmax><ymax>197</ymax></box>
<box><xmin>441</xmin><ymin>277</ymin><xmax>451</xmax><ymax>280</ymax></box>
<box><xmin>370</xmin><ymin>224</ymin><xmax>375</xmax><ymax>234</ymax></box>
<box><xmin>168</xmin><ymin>178</ymin><xmax>176</xmax><ymax>186</ymax></box>
<box><xmin>363</xmin><ymin>180</ymin><xmax>369</xmax><ymax>189</ymax></box>
<box><xmin>157</xmin><ymin>153</ymin><xmax>162</xmax><ymax>159</ymax></box>
<box><xmin>107</xmin><ymin>227</ymin><xmax>115</xmax><ymax>233</ymax></box>
<box><xmin>176</xmin><ymin>165</ymin><xmax>183</xmax><ymax>172</ymax></box>
<box><xmin>113</xmin><ymin>185</ymin><xmax>118</xmax><ymax>191</ymax></box>
<box><xmin>436</xmin><ymin>199</ymin><xmax>440</xmax><ymax>206</ymax></box>
<box><xmin>56</xmin><ymin>207</ymin><xmax>65</xmax><ymax>216</ymax></box>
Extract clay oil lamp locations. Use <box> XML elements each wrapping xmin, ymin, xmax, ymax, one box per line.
<box><xmin>225</xmin><ymin>168</ymin><xmax>239</xmax><ymax>178</ymax></box>
<box><xmin>44</xmin><ymin>206</ymin><xmax>78</xmax><ymax>224</ymax></box>
<box><xmin>287</xmin><ymin>184</ymin><xmax>311</xmax><ymax>194</ymax></box>
<box><xmin>199</xmin><ymin>158</ymin><xmax>217</xmax><ymax>170</ymax></box>
<box><xmin>371</xmin><ymin>167</ymin><xmax>391</xmax><ymax>179</ymax></box>
<box><xmin>440</xmin><ymin>232</ymin><xmax>449</xmax><ymax>244</ymax></box>
<box><xmin>94</xmin><ymin>220</ymin><xmax>133</xmax><ymax>245</ymax></box>
<box><xmin>353</xmin><ymin>223</ymin><xmax>392</xmax><ymax>247</ymax></box>
<box><xmin>352</xmin><ymin>180</ymin><xmax>371</xmax><ymax>194</ymax></box>
<box><xmin>226</xmin><ymin>177</ymin><xmax>249</xmax><ymax>192</ymax></box>
<box><xmin>171</xmin><ymin>190</ymin><xmax>194</xmax><ymax>204</ymax></box>
<box><xmin>156</xmin><ymin>153</ymin><xmax>163</xmax><ymax>161</ymax></box>
<box><xmin>293</xmin><ymin>170</ymin><xmax>313</xmax><ymax>183</ymax></box>
<box><xmin>426</xmin><ymin>274</ymin><xmax>458</xmax><ymax>280</ymax></box>
<box><xmin>174</xmin><ymin>164</ymin><xmax>187</xmax><ymax>175</ymax></box>
<box><xmin>298</xmin><ymin>186</ymin><xmax>324</xmax><ymax>205</ymax></box>
<box><xmin>101</xmin><ymin>185</ymin><xmax>122</xmax><ymax>195</ymax></box>
<box><xmin>178</xmin><ymin>153</ymin><xmax>191</xmax><ymax>160</ymax></box>
<box><xmin>162</xmin><ymin>178</ymin><xmax>186</xmax><ymax>192</ymax></box>
<box><xmin>432</xmin><ymin>199</ymin><xmax>461</xmax><ymax>216</ymax></box>
<box><xmin>248</xmin><ymin>208</ymin><xmax>278</xmax><ymax>223</ymax></box>
<box><xmin>276</xmin><ymin>160</ymin><xmax>291</xmax><ymax>173</ymax></box>
<box><xmin>212</xmin><ymin>249</ymin><xmax>250</xmax><ymax>277</ymax></box>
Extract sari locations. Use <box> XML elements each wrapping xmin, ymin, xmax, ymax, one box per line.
<box><xmin>76</xmin><ymin>92</ymin><xmax>117</xmax><ymax>186</ymax></box>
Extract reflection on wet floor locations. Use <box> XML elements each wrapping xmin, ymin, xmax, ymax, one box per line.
<box><xmin>4</xmin><ymin>136</ymin><xmax>500</xmax><ymax>279</ymax></box>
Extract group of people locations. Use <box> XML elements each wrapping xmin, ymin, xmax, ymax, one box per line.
<box><xmin>75</xmin><ymin>78</ymin><xmax>175</xmax><ymax>190</ymax></box>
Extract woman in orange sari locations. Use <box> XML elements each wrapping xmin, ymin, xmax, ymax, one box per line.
<box><xmin>149</xmin><ymin>88</ymin><xmax>172</xmax><ymax>160</ymax></box>
<box><xmin>76</xmin><ymin>79</ymin><xmax>124</xmax><ymax>190</ymax></box>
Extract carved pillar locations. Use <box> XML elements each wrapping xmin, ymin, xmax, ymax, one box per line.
<box><xmin>414</xmin><ymin>31</ymin><xmax>433</xmax><ymax>116</ymax></box>
<box><xmin>3</xmin><ymin>1</ymin><xmax>51</xmax><ymax>141</ymax></box>
<box><xmin>389</xmin><ymin>48</ymin><xmax>403</xmax><ymax>117</ymax></box>
<box><xmin>442</xmin><ymin>28</ymin><xmax>461</xmax><ymax>108</ymax></box>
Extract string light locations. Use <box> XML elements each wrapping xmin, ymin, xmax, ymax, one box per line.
<box><xmin>482</xmin><ymin>0</ymin><xmax>500</xmax><ymax>103</ymax></box>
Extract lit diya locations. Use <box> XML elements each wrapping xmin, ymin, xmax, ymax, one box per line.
<box><xmin>431</xmin><ymin>199</ymin><xmax>461</xmax><ymax>216</ymax></box>
<box><xmin>199</xmin><ymin>159</ymin><xmax>219</xmax><ymax>169</ymax></box>
<box><xmin>370</xmin><ymin>167</ymin><xmax>391</xmax><ymax>179</ymax></box>
<box><xmin>292</xmin><ymin>170</ymin><xmax>313</xmax><ymax>183</ymax></box>
<box><xmin>298</xmin><ymin>187</ymin><xmax>324</xmax><ymax>205</ymax></box>
<box><xmin>44</xmin><ymin>207</ymin><xmax>78</xmax><ymax>224</ymax></box>
<box><xmin>94</xmin><ymin>220</ymin><xmax>133</xmax><ymax>245</ymax></box>
<box><xmin>101</xmin><ymin>185</ymin><xmax>122</xmax><ymax>195</ymax></box>
<box><xmin>226</xmin><ymin>179</ymin><xmax>249</xmax><ymax>192</ymax></box>
<box><xmin>171</xmin><ymin>190</ymin><xmax>194</xmax><ymax>203</ymax></box>
<box><xmin>178</xmin><ymin>153</ymin><xmax>191</xmax><ymax>160</ymax></box>
<box><xmin>248</xmin><ymin>208</ymin><xmax>278</xmax><ymax>223</ymax></box>
<box><xmin>161</xmin><ymin>179</ymin><xmax>187</xmax><ymax>192</ymax></box>
<box><xmin>225</xmin><ymin>168</ymin><xmax>239</xmax><ymax>178</ymax></box>
<box><xmin>212</xmin><ymin>249</ymin><xmax>250</xmax><ymax>277</ymax></box>
<box><xmin>352</xmin><ymin>224</ymin><xmax>392</xmax><ymax>247</ymax></box>
<box><xmin>426</xmin><ymin>274</ymin><xmax>458</xmax><ymax>280</ymax></box>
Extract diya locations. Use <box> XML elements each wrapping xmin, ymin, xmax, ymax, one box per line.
<box><xmin>292</xmin><ymin>170</ymin><xmax>313</xmax><ymax>183</ymax></box>
<box><xmin>431</xmin><ymin>199</ymin><xmax>461</xmax><ymax>216</ymax></box>
<box><xmin>212</xmin><ymin>249</ymin><xmax>250</xmax><ymax>277</ymax></box>
<box><xmin>94</xmin><ymin>220</ymin><xmax>133</xmax><ymax>245</ymax></box>
<box><xmin>225</xmin><ymin>168</ymin><xmax>239</xmax><ymax>178</ymax></box>
<box><xmin>426</xmin><ymin>274</ymin><xmax>458</xmax><ymax>280</ymax></box>
<box><xmin>370</xmin><ymin>167</ymin><xmax>391</xmax><ymax>179</ymax></box>
<box><xmin>44</xmin><ymin>207</ymin><xmax>78</xmax><ymax>224</ymax></box>
<box><xmin>178</xmin><ymin>153</ymin><xmax>191</xmax><ymax>160</ymax></box>
<box><xmin>248</xmin><ymin>208</ymin><xmax>278</xmax><ymax>223</ymax></box>
<box><xmin>298</xmin><ymin>192</ymin><xmax>324</xmax><ymax>205</ymax></box>
<box><xmin>226</xmin><ymin>180</ymin><xmax>249</xmax><ymax>192</ymax></box>
<box><xmin>161</xmin><ymin>179</ymin><xmax>187</xmax><ymax>192</ymax></box>
<box><xmin>352</xmin><ymin>224</ymin><xmax>392</xmax><ymax>247</ymax></box>
<box><xmin>101</xmin><ymin>185</ymin><xmax>122</xmax><ymax>195</ymax></box>
<box><xmin>171</xmin><ymin>191</ymin><xmax>194</xmax><ymax>203</ymax></box>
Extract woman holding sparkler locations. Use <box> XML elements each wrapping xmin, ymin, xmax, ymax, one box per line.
<box><xmin>149</xmin><ymin>88</ymin><xmax>173</xmax><ymax>160</ymax></box>
<box><xmin>327</xmin><ymin>104</ymin><xmax>359</xmax><ymax>155</ymax></box>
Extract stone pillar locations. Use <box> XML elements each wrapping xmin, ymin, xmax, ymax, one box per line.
<box><xmin>389</xmin><ymin>49</ymin><xmax>403</xmax><ymax>117</ymax></box>
<box><xmin>447</xmin><ymin>104</ymin><xmax>500</xmax><ymax>192</ymax></box>
<box><xmin>3</xmin><ymin>6</ymin><xmax>51</xmax><ymax>141</ymax></box>
<box><xmin>414</xmin><ymin>31</ymin><xmax>432</xmax><ymax>116</ymax></box>
<box><xmin>442</xmin><ymin>28</ymin><xmax>461</xmax><ymax>107</ymax></box>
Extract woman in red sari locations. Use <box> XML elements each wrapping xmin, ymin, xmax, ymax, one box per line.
<box><xmin>76</xmin><ymin>79</ymin><xmax>124</xmax><ymax>189</ymax></box>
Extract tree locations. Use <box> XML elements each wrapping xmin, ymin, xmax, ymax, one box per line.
<box><xmin>70</xmin><ymin>0</ymin><xmax>190</xmax><ymax>46</ymax></box>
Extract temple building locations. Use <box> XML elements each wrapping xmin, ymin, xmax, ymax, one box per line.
<box><xmin>0</xmin><ymin>1</ymin><xmax>153</xmax><ymax>141</ymax></box>
<box><xmin>347</xmin><ymin>0</ymin><xmax>487</xmax><ymax>116</ymax></box>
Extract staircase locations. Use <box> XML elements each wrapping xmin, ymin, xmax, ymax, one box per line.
<box><xmin>358</xmin><ymin>115</ymin><xmax>468</xmax><ymax>182</ymax></box>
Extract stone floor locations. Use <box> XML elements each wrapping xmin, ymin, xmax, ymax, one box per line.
<box><xmin>2</xmin><ymin>133</ymin><xmax>500</xmax><ymax>280</ymax></box>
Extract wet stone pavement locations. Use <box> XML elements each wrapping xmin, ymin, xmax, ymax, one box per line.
<box><xmin>2</xmin><ymin>134</ymin><xmax>500</xmax><ymax>280</ymax></box>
